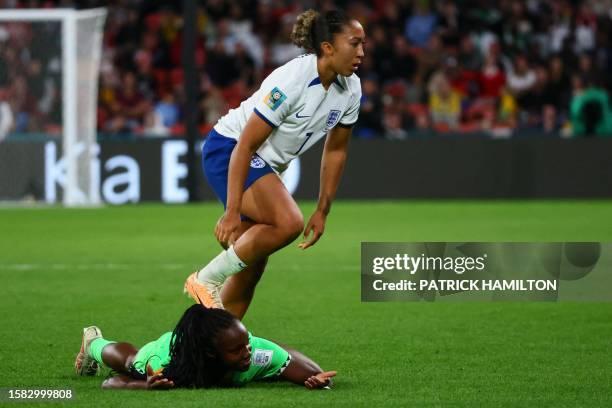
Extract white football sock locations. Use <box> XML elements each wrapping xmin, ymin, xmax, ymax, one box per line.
<box><xmin>196</xmin><ymin>245</ymin><xmax>247</xmax><ymax>285</ymax></box>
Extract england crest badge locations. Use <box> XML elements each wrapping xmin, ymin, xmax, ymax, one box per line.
<box><xmin>325</xmin><ymin>109</ymin><xmax>341</xmax><ymax>130</ymax></box>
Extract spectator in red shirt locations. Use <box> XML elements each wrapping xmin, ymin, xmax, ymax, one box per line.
<box><xmin>478</xmin><ymin>51</ymin><xmax>506</xmax><ymax>99</ymax></box>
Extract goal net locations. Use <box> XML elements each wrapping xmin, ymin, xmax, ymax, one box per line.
<box><xmin>0</xmin><ymin>8</ymin><xmax>107</xmax><ymax>206</ymax></box>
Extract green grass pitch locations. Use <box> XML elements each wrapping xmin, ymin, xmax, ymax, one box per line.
<box><xmin>1</xmin><ymin>200</ymin><xmax>611</xmax><ymax>407</ymax></box>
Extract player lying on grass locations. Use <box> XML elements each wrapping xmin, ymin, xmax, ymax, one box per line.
<box><xmin>74</xmin><ymin>304</ymin><xmax>335</xmax><ymax>390</ymax></box>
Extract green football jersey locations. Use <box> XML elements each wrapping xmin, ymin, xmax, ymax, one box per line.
<box><xmin>132</xmin><ymin>331</ymin><xmax>290</xmax><ymax>385</ymax></box>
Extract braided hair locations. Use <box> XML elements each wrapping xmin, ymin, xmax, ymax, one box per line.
<box><xmin>291</xmin><ymin>9</ymin><xmax>351</xmax><ymax>57</ymax></box>
<box><xmin>162</xmin><ymin>305</ymin><xmax>238</xmax><ymax>388</ymax></box>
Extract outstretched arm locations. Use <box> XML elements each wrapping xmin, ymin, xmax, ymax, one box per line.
<box><xmin>280</xmin><ymin>346</ymin><xmax>337</xmax><ymax>390</ymax></box>
<box><xmin>101</xmin><ymin>365</ymin><xmax>174</xmax><ymax>390</ymax></box>
<box><xmin>299</xmin><ymin>125</ymin><xmax>352</xmax><ymax>249</ymax></box>
<box><xmin>102</xmin><ymin>375</ymin><xmax>149</xmax><ymax>390</ymax></box>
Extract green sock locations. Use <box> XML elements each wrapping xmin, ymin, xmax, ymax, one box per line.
<box><xmin>89</xmin><ymin>338</ymin><xmax>115</xmax><ymax>366</ymax></box>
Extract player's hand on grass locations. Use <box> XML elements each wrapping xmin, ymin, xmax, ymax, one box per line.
<box><xmin>216</xmin><ymin>211</ymin><xmax>241</xmax><ymax>246</ymax></box>
<box><xmin>299</xmin><ymin>210</ymin><xmax>326</xmax><ymax>249</ymax></box>
<box><xmin>304</xmin><ymin>371</ymin><xmax>336</xmax><ymax>390</ymax></box>
<box><xmin>146</xmin><ymin>364</ymin><xmax>174</xmax><ymax>390</ymax></box>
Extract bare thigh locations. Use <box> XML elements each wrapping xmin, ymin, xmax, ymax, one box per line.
<box><xmin>240</xmin><ymin>173</ymin><xmax>303</xmax><ymax>228</ymax></box>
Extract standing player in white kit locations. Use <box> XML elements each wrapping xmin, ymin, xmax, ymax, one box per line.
<box><xmin>185</xmin><ymin>9</ymin><xmax>365</xmax><ymax>318</ymax></box>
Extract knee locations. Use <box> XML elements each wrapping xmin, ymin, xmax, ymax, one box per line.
<box><xmin>279</xmin><ymin>214</ymin><xmax>304</xmax><ymax>242</ymax></box>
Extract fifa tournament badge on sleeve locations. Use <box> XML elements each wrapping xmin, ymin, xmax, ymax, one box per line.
<box><xmin>264</xmin><ymin>87</ymin><xmax>287</xmax><ymax>111</ymax></box>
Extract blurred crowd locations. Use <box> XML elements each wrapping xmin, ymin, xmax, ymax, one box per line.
<box><xmin>0</xmin><ymin>0</ymin><xmax>611</xmax><ymax>140</ymax></box>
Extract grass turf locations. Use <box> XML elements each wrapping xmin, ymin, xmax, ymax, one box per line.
<box><xmin>0</xmin><ymin>200</ymin><xmax>611</xmax><ymax>407</ymax></box>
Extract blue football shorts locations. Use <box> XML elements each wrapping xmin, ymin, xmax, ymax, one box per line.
<box><xmin>202</xmin><ymin>128</ymin><xmax>275</xmax><ymax>210</ymax></box>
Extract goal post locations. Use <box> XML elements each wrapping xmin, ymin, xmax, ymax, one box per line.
<box><xmin>0</xmin><ymin>8</ymin><xmax>107</xmax><ymax>206</ymax></box>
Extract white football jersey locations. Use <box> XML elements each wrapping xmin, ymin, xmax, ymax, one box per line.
<box><xmin>213</xmin><ymin>54</ymin><xmax>362</xmax><ymax>173</ymax></box>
